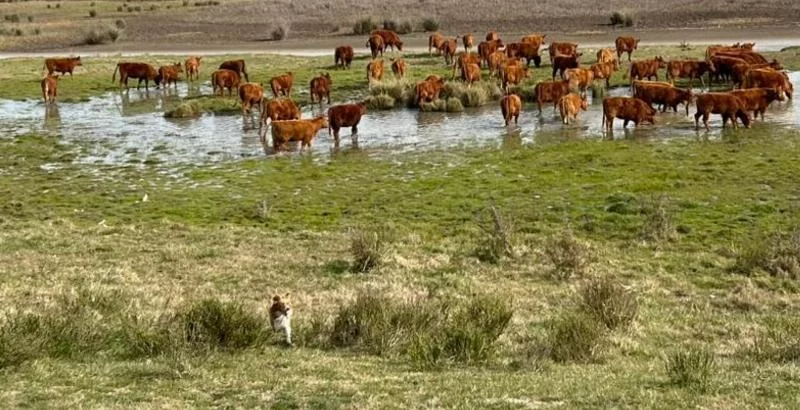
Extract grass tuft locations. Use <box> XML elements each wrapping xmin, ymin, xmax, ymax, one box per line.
<box><xmin>731</xmin><ymin>228</ymin><xmax>800</xmax><ymax>279</ymax></box>
<box><xmin>543</xmin><ymin>229</ymin><xmax>595</xmax><ymax>280</ymax></box>
<box><xmin>364</xmin><ymin>93</ymin><xmax>395</xmax><ymax>110</ymax></box>
<box><xmin>164</xmin><ymin>101</ymin><xmax>202</xmax><ymax>118</ymax></box>
<box><xmin>474</xmin><ymin>205</ymin><xmax>515</xmax><ymax>263</ymax></box>
<box><xmin>664</xmin><ymin>347</ymin><xmax>715</xmax><ymax>392</ymax></box>
<box><xmin>580</xmin><ymin>277</ymin><xmax>638</xmax><ymax>331</ymax></box>
<box><xmin>177</xmin><ymin>299</ymin><xmax>268</xmax><ymax>350</ymax></box>
<box><xmin>546</xmin><ymin>311</ymin><xmax>606</xmax><ymax>363</ymax></box>
<box><xmin>639</xmin><ymin>194</ymin><xmax>677</xmax><ymax>243</ymax></box>
<box><xmin>349</xmin><ymin>226</ymin><xmax>392</xmax><ymax>273</ymax></box>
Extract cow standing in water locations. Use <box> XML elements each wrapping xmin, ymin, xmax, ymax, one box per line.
<box><xmin>41</xmin><ymin>75</ymin><xmax>58</xmax><ymax>104</ymax></box>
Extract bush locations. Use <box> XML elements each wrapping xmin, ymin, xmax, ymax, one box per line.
<box><xmin>27</xmin><ymin>15</ymin><xmax>33</xmax><ymax>22</ymax></box>
<box><xmin>546</xmin><ymin>311</ymin><xmax>606</xmax><ymax>363</ymax></box>
<box><xmin>116</xmin><ymin>5</ymin><xmax>122</xmax><ymax>11</ymax></box>
<box><xmin>115</xmin><ymin>19</ymin><xmax>126</xmax><ymax>29</ymax></box>
<box><xmin>421</xmin><ymin>18</ymin><xmax>439</xmax><ymax>32</ymax></box>
<box><xmin>352</xmin><ymin>18</ymin><xmax>377</xmax><ymax>35</ymax></box>
<box><xmin>82</xmin><ymin>27</ymin><xmax>120</xmax><ymax>45</ymax></box>
<box><xmin>474</xmin><ymin>206</ymin><xmax>515</xmax><ymax>263</ymax></box>
<box><xmin>177</xmin><ymin>299</ymin><xmax>268</xmax><ymax>350</ymax></box>
<box><xmin>610</xmin><ymin>12</ymin><xmax>624</xmax><ymax>26</ymax></box>
<box><xmin>149</xmin><ymin>5</ymin><xmax>158</xmax><ymax>11</ymax></box>
<box><xmin>133</xmin><ymin>5</ymin><xmax>141</xmax><ymax>11</ymax></box>
<box><xmin>640</xmin><ymin>194</ymin><xmax>677</xmax><ymax>243</ymax></box>
<box><xmin>664</xmin><ymin>348</ymin><xmax>715</xmax><ymax>392</ymax></box>
<box><xmin>55</xmin><ymin>3</ymin><xmax>60</xmax><ymax>8</ymax></box>
<box><xmin>33</xmin><ymin>28</ymin><xmax>40</xmax><ymax>35</ymax></box>
<box><xmin>13</xmin><ymin>28</ymin><xmax>22</xmax><ymax>36</ymax></box>
<box><xmin>89</xmin><ymin>9</ymin><xmax>97</xmax><ymax>18</ymax></box>
<box><xmin>419</xmin><ymin>99</ymin><xmax>446</xmax><ymax>112</ymax></box>
<box><xmin>4</xmin><ymin>14</ymin><xmax>20</xmax><ymax>23</ymax></box>
<box><xmin>543</xmin><ymin>230</ymin><xmax>595</xmax><ymax>280</ymax></box>
<box><xmin>397</xmin><ymin>21</ymin><xmax>413</xmax><ymax>35</ymax></box>
<box><xmin>349</xmin><ymin>226</ymin><xmax>392</xmax><ymax>273</ymax></box>
<box><xmin>47</xmin><ymin>4</ymin><xmax>51</xmax><ymax>8</ymax></box>
<box><xmin>442</xmin><ymin>81</ymin><xmax>502</xmax><ymax>107</ymax></box>
<box><xmin>445</xmin><ymin>97</ymin><xmax>464</xmax><ymax>112</ymax></box>
<box><xmin>731</xmin><ymin>228</ymin><xmax>800</xmax><ymax>279</ymax></box>
<box><xmin>370</xmin><ymin>81</ymin><xmax>413</xmax><ymax>105</ymax></box>
<box><xmin>364</xmin><ymin>93</ymin><xmax>395</xmax><ymax>110</ymax></box>
<box><xmin>580</xmin><ymin>277</ymin><xmax>638</xmax><ymax>331</ymax></box>
<box><xmin>382</xmin><ymin>19</ymin><xmax>397</xmax><ymax>31</ymax></box>
<box><xmin>164</xmin><ymin>101</ymin><xmax>202</xmax><ymax>118</ymax></box>
<box><xmin>271</xmin><ymin>20</ymin><xmax>289</xmax><ymax>41</ymax></box>
<box><xmin>90</xmin><ymin>1</ymin><xmax>95</xmax><ymax>6</ymax></box>
<box><xmin>624</xmin><ymin>16</ymin><xmax>634</xmax><ymax>27</ymax></box>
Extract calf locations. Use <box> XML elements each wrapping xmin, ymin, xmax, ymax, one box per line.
<box><xmin>219</xmin><ymin>59</ymin><xmax>249</xmax><ymax>82</ymax></box>
<box><xmin>602</xmin><ymin>97</ymin><xmax>656</xmax><ymax>132</ymax></box>
<box><xmin>500</xmin><ymin>94</ymin><xmax>522</xmax><ymax>126</ymax></box>
<box><xmin>534</xmin><ymin>80</ymin><xmax>570</xmax><ymax>113</ymax></box>
<box><xmin>367</xmin><ymin>34</ymin><xmax>385</xmax><ymax>59</ymax></box>
<box><xmin>335</xmin><ymin>46</ymin><xmax>354</xmax><ymax>69</ymax></box>
<box><xmin>615</xmin><ymin>36</ymin><xmax>640</xmax><ymax>62</ymax></box>
<box><xmin>730</xmin><ymin>88</ymin><xmax>784</xmax><ymax>120</ymax></box>
<box><xmin>211</xmin><ymin>69</ymin><xmax>241</xmax><ymax>96</ymax></box>
<box><xmin>710</xmin><ymin>55</ymin><xmax>747</xmax><ymax>83</ymax></box>
<box><xmin>429</xmin><ymin>32</ymin><xmax>445</xmax><ymax>54</ymax></box>
<box><xmin>558</xmin><ymin>93</ymin><xmax>588</xmax><ymax>125</ymax></box>
<box><xmin>239</xmin><ymin>82</ymin><xmax>264</xmax><ymax>115</ymax></box>
<box><xmin>552</xmin><ymin>54</ymin><xmax>581</xmax><ymax>80</ymax></box>
<box><xmin>462</xmin><ymin>33</ymin><xmax>474</xmax><ymax>52</ymax></box>
<box><xmin>501</xmin><ymin>64</ymin><xmax>528</xmax><ymax>91</ymax></box>
<box><xmin>270</xmin><ymin>116</ymin><xmax>329</xmax><ymax>152</ymax></box>
<box><xmin>391</xmin><ymin>57</ymin><xmax>407</xmax><ymax>79</ymax></box>
<box><xmin>41</xmin><ymin>75</ymin><xmax>58</xmax><ymax>104</ymax></box>
<box><xmin>628</xmin><ymin>57</ymin><xmax>666</xmax><ymax>84</ymax></box>
<box><xmin>43</xmin><ymin>56</ymin><xmax>82</xmax><ymax>77</ymax></box>
<box><xmin>270</xmin><ymin>72</ymin><xmax>294</xmax><ymax>98</ymax></box>
<box><xmin>156</xmin><ymin>62</ymin><xmax>183</xmax><ymax>89</ymax></box>
<box><xmin>328</xmin><ymin>102</ymin><xmax>367</xmax><ymax>147</ymax></box>
<box><xmin>590</xmin><ymin>61</ymin><xmax>619</xmax><ymax>88</ymax></box>
<box><xmin>632</xmin><ymin>81</ymin><xmax>694</xmax><ymax>115</ymax></box>
<box><xmin>260</xmin><ymin>98</ymin><xmax>301</xmax><ymax>132</ymax></box>
<box><xmin>309</xmin><ymin>73</ymin><xmax>332</xmax><ymax>104</ymax></box>
<box><xmin>520</xmin><ymin>33</ymin><xmax>546</xmax><ymax>49</ymax></box>
<box><xmin>367</xmin><ymin>59</ymin><xmax>384</xmax><ymax>86</ymax></box>
<box><xmin>564</xmin><ymin>67</ymin><xmax>594</xmax><ymax>96</ymax></box>
<box><xmin>694</xmin><ymin>92</ymin><xmax>751</xmax><ymax>131</ymax></box>
<box><xmin>112</xmin><ymin>62</ymin><xmax>159</xmax><ymax>90</ymax></box>
<box><xmin>415</xmin><ymin>77</ymin><xmax>446</xmax><ymax>105</ymax></box>
<box><xmin>184</xmin><ymin>56</ymin><xmax>201</xmax><ymax>81</ymax></box>
<box><xmin>438</xmin><ymin>38</ymin><xmax>458</xmax><ymax>65</ymax></box>
<box><xmin>515</xmin><ymin>42</ymin><xmax>542</xmax><ymax>68</ymax></box>
<box><xmin>665</xmin><ymin>60</ymin><xmax>713</xmax><ymax>88</ymax></box>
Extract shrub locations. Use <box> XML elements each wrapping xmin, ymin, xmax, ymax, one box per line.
<box><xmin>624</xmin><ymin>16</ymin><xmax>634</xmax><ymax>27</ymax></box>
<box><xmin>664</xmin><ymin>347</ymin><xmax>715</xmax><ymax>392</ymax></box>
<box><xmin>271</xmin><ymin>20</ymin><xmax>289</xmax><ymax>41</ymax></box>
<box><xmin>115</xmin><ymin>19</ymin><xmax>126</xmax><ymax>29</ymax></box>
<box><xmin>370</xmin><ymin>81</ymin><xmax>413</xmax><ymax>105</ymax></box>
<box><xmin>33</xmin><ymin>28</ymin><xmax>40</xmax><ymax>35</ymax></box>
<box><xmin>442</xmin><ymin>81</ymin><xmax>502</xmax><ymax>107</ymax></box>
<box><xmin>546</xmin><ymin>311</ymin><xmax>606</xmax><ymax>363</ymax></box>
<box><xmin>177</xmin><ymin>299</ymin><xmax>268</xmax><ymax>350</ymax></box>
<box><xmin>352</xmin><ymin>18</ymin><xmax>376</xmax><ymax>35</ymax></box>
<box><xmin>27</xmin><ymin>15</ymin><xmax>33</xmax><ymax>22</ymax></box>
<box><xmin>382</xmin><ymin>19</ymin><xmax>397</xmax><ymax>31</ymax></box>
<box><xmin>4</xmin><ymin>14</ymin><xmax>20</xmax><ymax>23</ymax></box>
<box><xmin>55</xmin><ymin>3</ymin><xmax>60</xmax><ymax>8</ymax></box>
<box><xmin>149</xmin><ymin>5</ymin><xmax>157</xmax><ymax>11</ymax></box>
<box><xmin>580</xmin><ymin>277</ymin><xmax>638</xmax><ymax>331</ymax></box>
<box><xmin>116</xmin><ymin>5</ymin><xmax>122</xmax><ymax>11</ymax></box>
<box><xmin>543</xmin><ymin>229</ymin><xmax>595</xmax><ymax>280</ymax></box>
<box><xmin>90</xmin><ymin>1</ymin><xmax>95</xmax><ymax>5</ymax></box>
<box><xmin>364</xmin><ymin>93</ymin><xmax>395</xmax><ymax>110</ymax></box>
<box><xmin>47</xmin><ymin>4</ymin><xmax>51</xmax><ymax>8</ymax></box>
<box><xmin>610</xmin><ymin>12</ymin><xmax>624</xmax><ymax>26</ymax></box>
<box><xmin>421</xmin><ymin>18</ymin><xmax>439</xmax><ymax>32</ymax></box>
<box><xmin>474</xmin><ymin>205</ymin><xmax>515</xmax><ymax>263</ymax></box>
<box><xmin>731</xmin><ymin>228</ymin><xmax>800</xmax><ymax>279</ymax></box>
<box><xmin>89</xmin><ymin>9</ymin><xmax>97</xmax><ymax>18</ymax></box>
<box><xmin>445</xmin><ymin>97</ymin><xmax>463</xmax><ymax>112</ymax></box>
<box><xmin>419</xmin><ymin>99</ymin><xmax>446</xmax><ymax>112</ymax></box>
<box><xmin>82</xmin><ymin>27</ymin><xmax>120</xmax><ymax>45</ymax></box>
<box><xmin>639</xmin><ymin>194</ymin><xmax>677</xmax><ymax>243</ymax></box>
<box><xmin>13</xmin><ymin>28</ymin><xmax>22</xmax><ymax>36</ymax></box>
<box><xmin>349</xmin><ymin>226</ymin><xmax>392</xmax><ymax>273</ymax></box>
<box><xmin>397</xmin><ymin>21</ymin><xmax>413</xmax><ymax>35</ymax></box>
<box><xmin>182</xmin><ymin>0</ymin><xmax>188</xmax><ymax>5</ymax></box>
<box><xmin>133</xmin><ymin>5</ymin><xmax>141</xmax><ymax>11</ymax></box>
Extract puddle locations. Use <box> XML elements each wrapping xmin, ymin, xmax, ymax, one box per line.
<box><xmin>0</xmin><ymin>73</ymin><xmax>797</xmax><ymax>167</ymax></box>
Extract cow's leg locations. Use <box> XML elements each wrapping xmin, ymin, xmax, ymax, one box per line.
<box><xmin>703</xmin><ymin>113</ymin><xmax>710</xmax><ymax>131</ymax></box>
<box><xmin>327</xmin><ymin>93</ymin><xmax>331</xmax><ymax>104</ymax></box>
<box><xmin>623</xmin><ymin>119</ymin><xmax>630</xmax><ymax>128</ymax></box>
<box><xmin>694</xmin><ymin>112</ymin><xmax>702</xmax><ymax>129</ymax></box>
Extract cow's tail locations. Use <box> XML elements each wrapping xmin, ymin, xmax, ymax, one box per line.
<box><xmin>112</xmin><ymin>63</ymin><xmax>119</xmax><ymax>83</ymax></box>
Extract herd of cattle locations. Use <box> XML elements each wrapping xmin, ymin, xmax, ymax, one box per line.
<box><xmin>38</xmin><ymin>30</ymin><xmax>795</xmax><ymax>152</ymax></box>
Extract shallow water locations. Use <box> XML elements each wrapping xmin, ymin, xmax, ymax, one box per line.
<box><xmin>0</xmin><ymin>73</ymin><xmax>797</xmax><ymax>166</ymax></box>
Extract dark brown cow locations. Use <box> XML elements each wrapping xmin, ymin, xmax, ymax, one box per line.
<box><xmin>462</xmin><ymin>33</ymin><xmax>474</xmax><ymax>52</ymax></box>
<box><xmin>43</xmin><ymin>56</ymin><xmax>82</xmax><ymax>77</ymax></box>
<box><xmin>439</xmin><ymin>38</ymin><xmax>458</xmax><ymax>65</ymax></box>
<box><xmin>500</xmin><ymin>94</ymin><xmax>522</xmax><ymax>126</ymax></box>
<box><xmin>219</xmin><ymin>59</ymin><xmax>249</xmax><ymax>82</ymax></box>
<box><xmin>367</xmin><ymin>59</ymin><xmax>384</xmax><ymax>85</ymax></box>
<box><xmin>391</xmin><ymin>57</ymin><xmax>407</xmax><ymax>79</ymax></box>
<box><xmin>184</xmin><ymin>56</ymin><xmax>201</xmax><ymax>81</ymax></box>
<box><xmin>309</xmin><ymin>73</ymin><xmax>332</xmax><ymax>104</ymax></box>
<box><xmin>558</xmin><ymin>93</ymin><xmax>588</xmax><ymax>125</ymax></box>
<box><xmin>514</xmin><ymin>42</ymin><xmax>542</xmax><ymax>68</ymax></box>
<box><xmin>270</xmin><ymin>116</ymin><xmax>328</xmax><ymax>152</ymax></box>
<box><xmin>505</xmin><ymin>43</ymin><xmax>522</xmax><ymax>58</ymax></box>
<box><xmin>743</xmin><ymin>69</ymin><xmax>793</xmax><ymax>100</ymax></box>
<box><xmin>521</xmin><ymin>34</ymin><xmax>546</xmax><ymax>49</ymax></box>
<box><xmin>41</xmin><ymin>75</ymin><xmax>58</xmax><ymax>104</ymax></box>
<box><xmin>211</xmin><ymin>69</ymin><xmax>241</xmax><ymax>96</ymax></box>
<box><xmin>335</xmin><ymin>46</ymin><xmax>354</xmax><ymax>69</ymax></box>
<box><xmin>615</xmin><ymin>36</ymin><xmax>640</xmax><ymax>62</ymax></box>
<box><xmin>501</xmin><ymin>64</ymin><xmax>528</xmax><ymax>91</ymax></box>
<box><xmin>632</xmin><ymin>81</ymin><xmax>694</xmax><ymax>115</ymax></box>
<box><xmin>460</xmin><ymin>63</ymin><xmax>481</xmax><ymax>87</ymax></box>
<box><xmin>730</xmin><ymin>88</ymin><xmax>784</xmax><ymax>120</ymax></box>
<box><xmin>694</xmin><ymin>92</ymin><xmax>751</xmax><ymax>130</ymax></box>
<box><xmin>665</xmin><ymin>60</ymin><xmax>714</xmax><ymax>88</ymax></box>
<box><xmin>602</xmin><ymin>97</ymin><xmax>657</xmax><ymax>132</ymax></box>
<box><xmin>429</xmin><ymin>32</ymin><xmax>445</xmax><ymax>54</ymax></box>
<box><xmin>370</xmin><ymin>29</ymin><xmax>403</xmax><ymax>51</ymax></box>
<box><xmin>714</xmin><ymin>51</ymin><xmax>769</xmax><ymax>65</ymax></box>
<box><xmin>367</xmin><ymin>34</ymin><xmax>385</xmax><ymax>59</ymax></box>
<box><xmin>628</xmin><ymin>57</ymin><xmax>666</xmax><ymax>84</ymax></box>
<box><xmin>710</xmin><ymin>55</ymin><xmax>749</xmax><ymax>83</ymax></box>
<box><xmin>478</xmin><ymin>39</ymin><xmax>505</xmax><ymax>68</ymax></box>
<box><xmin>260</xmin><ymin>98</ymin><xmax>301</xmax><ymax>131</ymax></box>
<box><xmin>552</xmin><ymin>54</ymin><xmax>582</xmax><ymax>81</ymax></box>
<box><xmin>590</xmin><ymin>61</ymin><xmax>619</xmax><ymax>88</ymax></box>
<box><xmin>548</xmin><ymin>42</ymin><xmax>578</xmax><ymax>64</ymax></box>
<box><xmin>270</xmin><ymin>72</ymin><xmax>294</xmax><ymax>98</ymax></box>
<box><xmin>564</xmin><ymin>68</ymin><xmax>594</xmax><ymax>96</ymax></box>
<box><xmin>415</xmin><ymin>77</ymin><xmax>446</xmax><ymax>105</ymax></box>
<box><xmin>328</xmin><ymin>102</ymin><xmax>367</xmax><ymax>146</ymax></box>
<box><xmin>112</xmin><ymin>62</ymin><xmax>159</xmax><ymax>90</ymax></box>
<box><xmin>534</xmin><ymin>80</ymin><xmax>570</xmax><ymax>113</ymax></box>
<box><xmin>156</xmin><ymin>62</ymin><xmax>183</xmax><ymax>89</ymax></box>
<box><xmin>239</xmin><ymin>82</ymin><xmax>264</xmax><ymax>115</ymax></box>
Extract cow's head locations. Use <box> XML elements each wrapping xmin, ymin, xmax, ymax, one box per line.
<box><xmin>737</xmin><ymin>110</ymin><xmax>752</xmax><ymax>128</ymax></box>
<box><xmin>634</xmin><ymin>39</ymin><xmax>640</xmax><ymax>49</ymax></box>
<box><xmin>396</xmin><ymin>41</ymin><xmax>404</xmax><ymax>51</ymax></box>
<box><xmin>174</xmin><ymin>62</ymin><xmax>184</xmax><ymax>72</ymax></box>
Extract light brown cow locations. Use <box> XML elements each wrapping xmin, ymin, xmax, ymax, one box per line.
<box><xmin>694</xmin><ymin>92</ymin><xmax>751</xmax><ymax>130</ymax></box>
<box><xmin>156</xmin><ymin>62</ymin><xmax>183</xmax><ymax>89</ymax></box>
<box><xmin>513</xmin><ymin>42</ymin><xmax>542</xmax><ymax>68</ymax></box>
<box><xmin>260</xmin><ymin>98</ymin><xmax>301</xmax><ymax>132</ymax></box>
<box><xmin>43</xmin><ymin>56</ymin><xmax>82</xmax><ymax>77</ymax></box>
<box><xmin>367</xmin><ymin>59</ymin><xmax>385</xmax><ymax>86</ymax></box>
<box><xmin>460</xmin><ymin>63</ymin><xmax>481</xmax><ymax>87</ymax></box>
<box><xmin>706</xmin><ymin>43</ymin><xmax>756</xmax><ymax>59</ymax></box>
<box><xmin>500</xmin><ymin>94</ymin><xmax>522</xmax><ymax>126</ymax></box>
<box><xmin>219</xmin><ymin>60</ymin><xmax>249</xmax><ymax>82</ymax></box>
<box><xmin>391</xmin><ymin>57</ymin><xmax>407</xmax><ymax>79</ymax></box>
<box><xmin>439</xmin><ymin>38</ymin><xmax>458</xmax><ymax>65</ymax></box>
<box><xmin>239</xmin><ymin>82</ymin><xmax>264</xmax><ymax>115</ymax></box>
<box><xmin>602</xmin><ymin>97</ymin><xmax>657</xmax><ymax>132</ymax></box>
<box><xmin>309</xmin><ymin>73</ymin><xmax>332</xmax><ymax>104</ymax></box>
<box><xmin>328</xmin><ymin>102</ymin><xmax>367</xmax><ymax>147</ymax></box>
<box><xmin>501</xmin><ymin>64</ymin><xmax>528</xmax><ymax>91</ymax></box>
<box><xmin>415</xmin><ymin>77</ymin><xmax>446</xmax><ymax>105</ymax></box>
<box><xmin>590</xmin><ymin>61</ymin><xmax>619</xmax><ymax>88</ymax></box>
<box><xmin>367</xmin><ymin>34</ymin><xmax>385</xmax><ymax>59</ymax></box>
<box><xmin>429</xmin><ymin>32</ymin><xmax>445</xmax><ymax>54</ymax></box>
<box><xmin>478</xmin><ymin>39</ymin><xmax>505</xmax><ymax>68</ymax></box>
<box><xmin>730</xmin><ymin>88</ymin><xmax>784</xmax><ymax>120</ymax></box>
<box><xmin>714</xmin><ymin>51</ymin><xmax>769</xmax><ymax>65</ymax></box>
<box><xmin>628</xmin><ymin>57</ymin><xmax>666</xmax><ymax>84</ymax></box>
<box><xmin>665</xmin><ymin>60</ymin><xmax>714</xmax><ymax>88</ymax></box>
<box><xmin>596</xmin><ymin>48</ymin><xmax>616</xmax><ymax>64</ymax></box>
<box><xmin>632</xmin><ymin>81</ymin><xmax>693</xmax><ymax>115</ymax></box>
<box><xmin>743</xmin><ymin>69</ymin><xmax>793</xmax><ymax>100</ymax></box>
<box><xmin>564</xmin><ymin>68</ymin><xmax>594</xmax><ymax>96</ymax></box>
<box><xmin>335</xmin><ymin>46</ymin><xmax>354</xmax><ymax>69</ymax></box>
<box><xmin>184</xmin><ymin>56</ymin><xmax>201</xmax><ymax>81</ymax></box>
<box><xmin>548</xmin><ymin>42</ymin><xmax>578</xmax><ymax>64</ymax></box>
<box><xmin>211</xmin><ymin>69</ymin><xmax>241</xmax><ymax>96</ymax></box>
<box><xmin>112</xmin><ymin>62</ymin><xmax>159</xmax><ymax>90</ymax></box>
<box><xmin>558</xmin><ymin>93</ymin><xmax>588</xmax><ymax>124</ymax></box>
<box><xmin>534</xmin><ymin>80</ymin><xmax>570</xmax><ymax>113</ymax></box>
<box><xmin>370</xmin><ymin>29</ymin><xmax>403</xmax><ymax>51</ymax></box>
<box><xmin>488</xmin><ymin>51</ymin><xmax>508</xmax><ymax>77</ymax></box>
<box><xmin>270</xmin><ymin>72</ymin><xmax>294</xmax><ymax>98</ymax></box>
<box><xmin>730</xmin><ymin>61</ymin><xmax>782</xmax><ymax>88</ymax></box>
<box><xmin>452</xmin><ymin>52</ymin><xmax>482</xmax><ymax>80</ymax></box>
<box><xmin>41</xmin><ymin>75</ymin><xmax>58</xmax><ymax>104</ymax></box>
<box><xmin>462</xmin><ymin>33</ymin><xmax>474</xmax><ymax>52</ymax></box>
<box><xmin>521</xmin><ymin>34</ymin><xmax>546</xmax><ymax>48</ymax></box>
<box><xmin>270</xmin><ymin>116</ymin><xmax>329</xmax><ymax>152</ymax></box>
<box><xmin>615</xmin><ymin>36</ymin><xmax>640</xmax><ymax>62</ymax></box>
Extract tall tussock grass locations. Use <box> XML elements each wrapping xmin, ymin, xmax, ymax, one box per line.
<box><xmin>664</xmin><ymin>347</ymin><xmax>715</xmax><ymax>392</ymax></box>
<box><xmin>731</xmin><ymin>227</ymin><xmax>800</xmax><ymax>279</ymax></box>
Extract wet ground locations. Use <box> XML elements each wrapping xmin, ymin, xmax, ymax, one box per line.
<box><xmin>0</xmin><ymin>72</ymin><xmax>797</xmax><ymax>166</ymax></box>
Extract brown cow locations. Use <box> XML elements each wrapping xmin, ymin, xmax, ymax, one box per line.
<box><xmin>558</xmin><ymin>93</ymin><xmax>588</xmax><ymax>125</ymax></box>
<box><xmin>665</xmin><ymin>60</ymin><xmax>714</xmax><ymax>88</ymax></box>
<box><xmin>478</xmin><ymin>39</ymin><xmax>505</xmax><ymax>68</ymax></box>
<box><xmin>335</xmin><ymin>46</ymin><xmax>354</xmax><ymax>69</ymax></box>
<box><xmin>714</xmin><ymin>51</ymin><xmax>769</xmax><ymax>65</ymax></box>
<box><xmin>270</xmin><ymin>72</ymin><xmax>294</xmax><ymax>98</ymax></box>
<box><xmin>309</xmin><ymin>73</ymin><xmax>332</xmax><ymax>104</ymax></box>
<box><xmin>156</xmin><ymin>62</ymin><xmax>183</xmax><ymax>89</ymax></box>
<box><xmin>439</xmin><ymin>38</ymin><xmax>458</xmax><ymax>65</ymax></box>
<box><xmin>425</xmin><ymin>74</ymin><xmax>443</xmax><ymax>82</ymax></box>
<box><xmin>43</xmin><ymin>56</ymin><xmax>82</xmax><ymax>77</ymax></box>
<box><xmin>429</xmin><ymin>32</ymin><xmax>445</xmax><ymax>54</ymax></box>
<box><xmin>415</xmin><ymin>77</ymin><xmax>446</xmax><ymax>105</ymax></box>
<box><xmin>534</xmin><ymin>80</ymin><xmax>570</xmax><ymax>113</ymax></box>
<box><xmin>460</xmin><ymin>63</ymin><xmax>481</xmax><ymax>87</ymax></box>
<box><xmin>602</xmin><ymin>97</ymin><xmax>657</xmax><ymax>132</ymax></box>
<box><xmin>486</xmin><ymin>31</ymin><xmax>499</xmax><ymax>41</ymax></box>
<box><xmin>628</xmin><ymin>57</ymin><xmax>666</xmax><ymax>84</ymax></box>
<box><xmin>184</xmin><ymin>56</ymin><xmax>201</xmax><ymax>81</ymax></box>
<box><xmin>615</xmin><ymin>36</ymin><xmax>640</xmax><ymax>62</ymax></box>
<box><xmin>596</xmin><ymin>48</ymin><xmax>616</xmax><ymax>64</ymax></box>
<box><xmin>521</xmin><ymin>34</ymin><xmax>546</xmax><ymax>48</ymax></box>
<box><xmin>590</xmin><ymin>61</ymin><xmax>619</xmax><ymax>88</ymax></box>
<box><xmin>502</xmin><ymin>64</ymin><xmax>528</xmax><ymax>91</ymax></box>
<box><xmin>112</xmin><ymin>62</ymin><xmax>159</xmax><ymax>90</ymax></box>
<box><xmin>488</xmin><ymin>51</ymin><xmax>508</xmax><ymax>77</ymax></box>
<box><xmin>328</xmin><ymin>102</ymin><xmax>367</xmax><ymax>147</ymax></box>
<box><xmin>514</xmin><ymin>42</ymin><xmax>542</xmax><ymax>68</ymax></box>
<box><xmin>743</xmin><ymin>69</ymin><xmax>793</xmax><ymax>100</ymax></box>
<box><xmin>219</xmin><ymin>59</ymin><xmax>249</xmax><ymax>82</ymax></box>
<box><xmin>730</xmin><ymin>88</ymin><xmax>784</xmax><ymax>120</ymax></box>
<box><xmin>371</xmin><ymin>29</ymin><xmax>403</xmax><ymax>51</ymax></box>
<box><xmin>500</xmin><ymin>94</ymin><xmax>522</xmax><ymax>126</ymax></box>
<box><xmin>239</xmin><ymin>82</ymin><xmax>264</xmax><ymax>115</ymax></box>
<box><xmin>259</xmin><ymin>98</ymin><xmax>301</xmax><ymax>131</ymax></box>
<box><xmin>391</xmin><ymin>57</ymin><xmax>407</xmax><ymax>79</ymax></box>
<box><xmin>552</xmin><ymin>54</ymin><xmax>582</xmax><ymax>81</ymax></box>
<box><xmin>710</xmin><ymin>55</ymin><xmax>749</xmax><ymax>83</ymax></box>
<box><xmin>694</xmin><ymin>92</ymin><xmax>751</xmax><ymax>131</ymax></box>
<box><xmin>564</xmin><ymin>68</ymin><xmax>594</xmax><ymax>96</ymax></box>
<box><xmin>462</xmin><ymin>33</ymin><xmax>474</xmax><ymax>52</ymax></box>
<box><xmin>367</xmin><ymin>59</ymin><xmax>384</xmax><ymax>86</ymax></box>
<box><xmin>41</xmin><ymin>75</ymin><xmax>58</xmax><ymax>104</ymax></box>
<box><xmin>211</xmin><ymin>69</ymin><xmax>241</xmax><ymax>96</ymax></box>
<box><xmin>453</xmin><ymin>52</ymin><xmax>482</xmax><ymax>80</ymax></box>
<box><xmin>548</xmin><ymin>42</ymin><xmax>578</xmax><ymax>64</ymax></box>
<box><xmin>706</xmin><ymin>43</ymin><xmax>755</xmax><ymax>59</ymax></box>
<box><xmin>730</xmin><ymin>61</ymin><xmax>782</xmax><ymax>88</ymax></box>
<box><xmin>270</xmin><ymin>116</ymin><xmax>329</xmax><ymax>152</ymax></box>
<box><xmin>505</xmin><ymin>43</ymin><xmax>522</xmax><ymax>58</ymax></box>
<box><xmin>632</xmin><ymin>81</ymin><xmax>694</xmax><ymax>115</ymax></box>
<box><xmin>367</xmin><ymin>34</ymin><xmax>385</xmax><ymax>59</ymax></box>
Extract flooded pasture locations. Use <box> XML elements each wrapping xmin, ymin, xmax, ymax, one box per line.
<box><xmin>0</xmin><ymin>72</ymin><xmax>797</xmax><ymax>167</ymax></box>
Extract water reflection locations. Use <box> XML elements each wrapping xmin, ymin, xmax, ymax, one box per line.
<box><xmin>43</xmin><ymin>104</ymin><xmax>61</xmax><ymax>130</ymax></box>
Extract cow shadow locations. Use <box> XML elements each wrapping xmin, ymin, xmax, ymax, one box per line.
<box><xmin>43</xmin><ymin>104</ymin><xmax>61</xmax><ymax>129</ymax></box>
